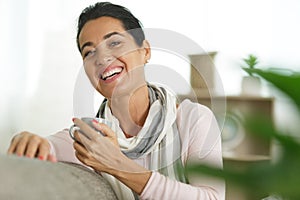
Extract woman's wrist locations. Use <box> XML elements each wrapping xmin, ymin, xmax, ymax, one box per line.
<box><xmin>107</xmin><ymin>156</ymin><xmax>152</xmax><ymax>194</ymax></box>
<box><xmin>114</xmin><ymin>168</ymin><xmax>152</xmax><ymax>195</ymax></box>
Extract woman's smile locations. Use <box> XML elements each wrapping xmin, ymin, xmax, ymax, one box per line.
<box><xmin>99</xmin><ymin>65</ymin><xmax>124</xmax><ymax>84</ymax></box>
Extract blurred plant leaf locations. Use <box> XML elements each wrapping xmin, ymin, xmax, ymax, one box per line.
<box><xmin>187</xmin><ymin>115</ymin><xmax>300</xmax><ymax>199</ymax></box>
<box><xmin>244</xmin><ymin>68</ymin><xmax>300</xmax><ymax>111</ymax></box>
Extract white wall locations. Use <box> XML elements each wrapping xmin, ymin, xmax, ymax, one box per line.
<box><xmin>1</xmin><ymin>0</ymin><xmax>300</xmax><ymax>153</ymax></box>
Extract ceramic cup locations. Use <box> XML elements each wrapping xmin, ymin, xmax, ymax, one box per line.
<box><xmin>69</xmin><ymin>117</ymin><xmax>112</xmax><ymax>140</ymax></box>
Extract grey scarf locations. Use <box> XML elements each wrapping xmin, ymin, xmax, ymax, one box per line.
<box><xmin>97</xmin><ymin>83</ymin><xmax>187</xmax><ymax>199</ymax></box>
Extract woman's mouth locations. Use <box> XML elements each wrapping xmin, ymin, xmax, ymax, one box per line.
<box><xmin>100</xmin><ymin>66</ymin><xmax>124</xmax><ymax>82</ymax></box>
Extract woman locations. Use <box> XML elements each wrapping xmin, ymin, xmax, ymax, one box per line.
<box><xmin>7</xmin><ymin>2</ymin><xmax>225</xmax><ymax>199</ymax></box>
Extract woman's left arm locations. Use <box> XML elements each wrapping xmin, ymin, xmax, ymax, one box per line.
<box><xmin>139</xmin><ymin>104</ymin><xmax>225</xmax><ymax>200</ymax></box>
<box><xmin>139</xmin><ymin>148</ymin><xmax>224</xmax><ymax>200</ymax></box>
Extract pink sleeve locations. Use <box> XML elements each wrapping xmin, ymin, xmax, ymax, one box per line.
<box><xmin>140</xmin><ymin>171</ymin><xmax>221</xmax><ymax>200</ymax></box>
<box><xmin>47</xmin><ymin>129</ymin><xmax>81</xmax><ymax>165</ymax></box>
<box><xmin>140</xmin><ymin>102</ymin><xmax>225</xmax><ymax>200</ymax></box>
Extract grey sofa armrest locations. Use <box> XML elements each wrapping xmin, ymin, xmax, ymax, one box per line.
<box><xmin>0</xmin><ymin>154</ymin><xmax>117</xmax><ymax>200</ymax></box>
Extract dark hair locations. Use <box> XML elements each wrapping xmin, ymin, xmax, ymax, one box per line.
<box><xmin>76</xmin><ymin>2</ymin><xmax>145</xmax><ymax>52</ymax></box>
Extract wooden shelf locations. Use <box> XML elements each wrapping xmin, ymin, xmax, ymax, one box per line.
<box><xmin>180</xmin><ymin>93</ymin><xmax>274</xmax><ymax>157</ymax></box>
<box><xmin>223</xmin><ymin>152</ymin><xmax>271</xmax><ymax>162</ymax></box>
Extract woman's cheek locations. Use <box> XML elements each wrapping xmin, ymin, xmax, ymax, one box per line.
<box><xmin>85</xmin><ymin>68</ymin><xmax>96</xmax><ymax>83</ymax></box>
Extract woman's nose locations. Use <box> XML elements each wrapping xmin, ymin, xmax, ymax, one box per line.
<box><xmin>95</xmin><ymin>49</ymin><xmax>114</xmax><ymax>67</ymax></box>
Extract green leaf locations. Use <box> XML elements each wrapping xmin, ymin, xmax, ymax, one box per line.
<box><xmin>242</xmin><ymin>54</ymin><xmax>258</xmax><ymax>69</ymax></box>
<box><xmin>244</xmin><ymin>68</ymin><xmax>300</xmax><ymax>111</ymax></box>
<box><xmin>243</xmin><ymin>115</ymin><xmax>300</xmax><ymax>153</ymax></box>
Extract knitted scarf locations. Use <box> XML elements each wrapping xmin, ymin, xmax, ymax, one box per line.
<box><xmin>96</xmin><ymin>83</ymin><xmax>187</xmax><ymax>199</ymax></box>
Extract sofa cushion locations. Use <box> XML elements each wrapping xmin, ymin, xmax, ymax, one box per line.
<box><xmin>0</xmin><ymin>154</ymin><xmax>117</xmax><ymax>200</ymax></box>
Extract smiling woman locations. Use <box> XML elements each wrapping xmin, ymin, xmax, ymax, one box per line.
<box><xmin>7</xmin><ymin>2</ymin><xmax>225</xmax><ymax>200</ymax></box>
<box><xmin>78</xmin><ymin>15</ymin><xmax>150</xmax><ymax>99</ymax></box>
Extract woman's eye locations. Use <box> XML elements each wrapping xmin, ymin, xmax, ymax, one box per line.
<box><xmin>84</xmin><ymin>50</ymin><xmax>96</xmax><ymax>58</ymax></box>
<box><xmin>109</xmin><ymin>41</ymin><xmax>121</xmax><ymax>48</ymax></box>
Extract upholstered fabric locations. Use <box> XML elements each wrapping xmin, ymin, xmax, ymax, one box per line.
<box><xmin>0</xmin><ymin>154</ymin><xmax>117</xmax><ymax>200</ymax></box>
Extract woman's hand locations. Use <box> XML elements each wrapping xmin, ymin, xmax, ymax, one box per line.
<box><xmin>91</xmin><ymin>119</ymin><xmax>119</xmax><ymax>147</ymax></box>
<box><xmin>72</xmin><ymin>118</ymin><xmax>151</xmax><ymax>194</ymax></box>
<box><xmin>72</xmin><ymin>118</ymin><xmax>124</xmax><ymax>173</ymax></box>
<box><xmin>7</xmin><ymin>131</ymin><xmax>57</xmax><ymax>162</ymax></box>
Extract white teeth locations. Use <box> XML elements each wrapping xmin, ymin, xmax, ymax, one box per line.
<box><xmin>102</xmin><ymin>67</ymin><xmax>123</xmax><ymax>80</ymax></box>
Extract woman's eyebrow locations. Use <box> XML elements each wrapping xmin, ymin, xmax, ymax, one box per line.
<box><xmin>103</xmin><ymin>31</ymin><xmax>125</xmax><ymax>40</ymax></box>
<box><xmin>80</xmin><ymin>32</ymin><xmax>125</xmax><ymax>53</ymax></box>
<box><xmin>80</xmin><ymin>41</ymin><xmax>93</xmax><ymax>53</ymax></box>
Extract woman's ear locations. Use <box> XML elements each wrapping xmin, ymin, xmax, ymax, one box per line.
<box><xmin>142</xmin><ymin>40</ymin><xmax>151</xmax><ymax>63</ymax></box>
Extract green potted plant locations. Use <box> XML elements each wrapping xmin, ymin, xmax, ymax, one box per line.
<box><xmin>241</xmin><ymin>54</ymin><xmax>262</xmax><ymax>96</ymax></box>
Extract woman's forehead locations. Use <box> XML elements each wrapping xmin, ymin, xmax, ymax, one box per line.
<box><xmin>78</xmin><ymin>17</ymin><xmax>126</xmax><ymax>46</ymax></box>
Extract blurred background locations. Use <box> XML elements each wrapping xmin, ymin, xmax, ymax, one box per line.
<box><xmin>1</xmin><ymin>0</ymin><xmax>300</xmax><ymax>155</ymax></box>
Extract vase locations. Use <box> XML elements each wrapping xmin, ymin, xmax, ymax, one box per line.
<box><xmin>189</xmin><ymin>52</ymin><xmax>217</xmax><ymax>97</ymax></box>
<box><xmin>241</xmin><ymin>76</ymin><xmax>262</xmax><ymax>96</ymax></box>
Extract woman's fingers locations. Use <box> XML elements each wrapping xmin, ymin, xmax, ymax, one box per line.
<box><xmin>74</xmin><ymin>141</ymin><xmax>94</xmax><ymax>165</ymax></box>
<box><xmin>73</xmin><ymin>118</ymin><xmax>117</xmax><ymax>146</ymax></box>
<box><xmin>7</xmin><ymin>134</ymin><xmax>21</xmax><ymax>155</ymax></box>
<box><xmin>92</xmin><ymin>120</ymin><xmax>119</xmax><ymax>147</ymax></box>
<box><xmin>25</xmin><ymin>137</ymin><xmax>40</xmax><ymax>158</ymax></box>
<box><xmin>74</xmin><ymin>141</ymin><xmax>106</xmax><ymax>170</ymax></box>
<box><xmin>73</xmin><ymin>118</ymin><xmax>99</xmax><ymax>141</ymax></box>
<box><xmin>73</xmin><ymin>130</ymin><xmax>91</xmax><ymax>153</ymax></box>
<box><xmin>6</xmin><ymin>132</ymin><xmax>52</xmax><ymax>161</ymax></box>
<box><xmin>47</xmin><ymin>154</ymin><xmax>57</xmax><ymax>163</ymax></box>
<box><xmin>92</xmin><ymin>121</ymin><xmax>112</xmax><ymax>137</ymax></box>
<box><xmin>15</xmin><ymin>134</ymin><xmax>29</xmax><ymax>156</ymax></box>
<box><xmin>75</xmin><ymin>151</ymin><xmax>85</xmax><ymax>163</ymax></box>
<box><xmin>73</xmin><ymin>129</ymin><xmax>88</xmax><ymax>144</ymax></box>
<box><xmin>37</xmin><ymin>140</ymin><xmax>51</xmax><ymax>160</ymax></box>
<box><xmin>75</xmin><ymin>130</ymin><xmax>99</xmax><ymax>155</ymax></box>
<box><xmin>73</xmin><ymin>141</ymin><xmax>89</xmax><ymax>155</ymax></box>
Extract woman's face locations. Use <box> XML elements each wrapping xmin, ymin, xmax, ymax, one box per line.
<box><xmin>78</xmin><ymin>16</ymin><xmax>150</xmax><ymax>98</ymax></box>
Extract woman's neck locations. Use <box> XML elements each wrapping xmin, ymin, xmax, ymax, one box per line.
<box><xmin>109</xmin><ymin>84</ymin><xmax>150</xmax><ymax>137</ymax></box>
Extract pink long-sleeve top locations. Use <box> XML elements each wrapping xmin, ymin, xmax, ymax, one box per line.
<box><xmin>47</xmin><ymin>100</ymin><xmax>225</xmax><ymax>200</ymax></box>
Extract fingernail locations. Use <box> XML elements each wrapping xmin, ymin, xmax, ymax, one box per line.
<box><xmin>72</xmin><ymin>118</ymin><xmax>76</xmax><ymax>122</ymax></box>
<box><xmin>38</xmin><ymin>155</ymin><xmax>44</xmax><ymax>160</ymax></box>
<box><xmin>52</xmin><ymin>157</ymin><xmax>57</xmax><ymax>163</ymax></box>
<box><xmin>48</xmin><ymin>155</ymin><xmax>57</xmax><ymax>163</ymax></box>
<box><xmin>92</xmin><ymin>119</ymin><xmax>98</xmax><ymax>123</ymax></box>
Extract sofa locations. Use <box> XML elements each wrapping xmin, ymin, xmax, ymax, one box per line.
<box><xmin>0</xmin><ymin>154</ymin><xmax>117</xmax><ymax>200</ymax></box>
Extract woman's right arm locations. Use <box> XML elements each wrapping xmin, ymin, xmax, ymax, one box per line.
<box><xmin>7</xmin><ymin>129</ymin><xmax>86</xmax><ymax>165</ymax></box>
